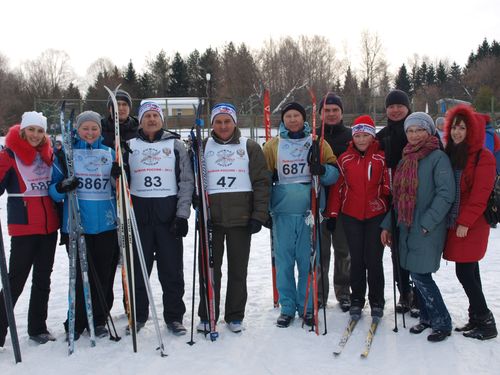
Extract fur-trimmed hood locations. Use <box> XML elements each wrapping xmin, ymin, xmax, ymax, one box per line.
<box><xmin>444</xmin><ymin>104</ymin><xmax>485</xmax><ymax>154</ymax></box>
<box><xmin>5</xmin><ymin>124</ymin><xmax>53</xmax><ymax>165</ymax></box>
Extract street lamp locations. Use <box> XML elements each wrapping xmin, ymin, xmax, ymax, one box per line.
<box><xmin>206</xmin><ymin>73</ymin><xmax>211</xmax><ymax>134</ymax></box>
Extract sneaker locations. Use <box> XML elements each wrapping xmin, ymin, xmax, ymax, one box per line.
<box><xmin>167</xmin><ymin>321</ymin><xmax>187</xmax><ymax>336</ymax></box>
<box><xmin>95</xmin><ymin>325</ymin><xmax>109</xmax><ymax>338</ymax></box>
<box><xmin>276</xmin><ymin>314</ymin><xmax>293</xmax><ymax>328</ymax></box>
<box><xmin>349</xmin><ymin>306</ymin><xmax>362</xmax><ymax>321</ymax></box>
<box><xmin>339</xmin><ymin>298</ymin><xmax>351</xmax><ymax>313</ymax></box>
<box><xmin>371</xmin><ymin>307</ymin><xmax>384</xmax><ymax>318</ymax></box>
<box><xmin>409</xmin><ymin>322</ymin><xmax>431</xmax><ymax>334</ymax></box>
<box><xmin>29</xmin><ymin>332</ymin><xmax>56</xmax><ymax>344</ymax></box>
<box><xmin>303</xmin><ymin>313</ymin><xmax>315</xmax><ymax>327</ymax></box>
<box><xmin>125</xmin><ymin>321</ymin><xmax>146</xmax><ymax>335</ymax></box>
<box><xmin>227</xmin><ymin>321</ymin><xmax>243</xmax><ymax>333</ymax></box>
<box><xmin>196</xmin><ymin>321</ymin><xmax>210</xmax><ymax>334</ymax></box>
<box><xmin>427</xmin><ymin>330</ymin><xmax>451</xmax><ymax>342</ymax></box>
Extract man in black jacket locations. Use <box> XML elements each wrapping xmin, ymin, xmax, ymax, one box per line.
<box><xmin>318</xmin><ymin>93</ymin><xmax>352</xmax><ymax>312</ymax></box>
<box><xmin>101</xmin><ymin>89</ymin><xmax>139</xmax><ymax>148</ymax></box>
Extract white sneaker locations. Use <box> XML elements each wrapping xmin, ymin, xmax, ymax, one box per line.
<box><xmin>228</xmin><ymin>321</ymin><xmax>243</xmax><ymax>333</ymax></box>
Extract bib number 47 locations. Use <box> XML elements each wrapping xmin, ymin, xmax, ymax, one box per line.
<box><xmin>216</xmin><ymin>176</ymin><xmax>236</xmax><ymax>188</ymax></box>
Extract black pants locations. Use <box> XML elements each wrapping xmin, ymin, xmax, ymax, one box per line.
<box><xmin>198</xmin><ymin>225</ymin><xmax>251</xmax><ymax>323</ymax></box>
<box><xmin>65</xmin><ymin>230</ymin><xmax>118</xmax><ymax>333</ymax></box>
<box><xmin>342</xmin><ymin>214</ymin><xmax>385</xmax><ymax>309</ymax></box>
<box><xmin>456</xmin><ymin>262</ymin><xmax>489</xmax><ymax>317</ymax></box>
<box><xmin>0</xmin><ymin>232</ymin><xmax>57</xmax><ymax>338</ymax></box>
<box><xmin>134</xmin><ymin>223</ymin><xmax>186</xmax><ymax>324</ymax></box>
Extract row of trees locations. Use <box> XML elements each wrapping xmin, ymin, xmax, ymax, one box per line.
<box><xmin>1</xmin><ymin>35</ymin><xmax>499</xmax><ymax>133</ymax></box>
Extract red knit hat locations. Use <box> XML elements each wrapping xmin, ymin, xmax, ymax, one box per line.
<box><xmin>352</xmin><ymin>115</ymin><xmax>376</xmax><ymax>137</ymax></box>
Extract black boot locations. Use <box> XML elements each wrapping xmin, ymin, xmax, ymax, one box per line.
<box><xmin>455</xmin><ymin>313</ymin><xmax>478</xmax><ymax>332</ymax></box>
<box><xmin>395</xmin><ymin>291</ymin><xmax>412</xmax><ymax>314</ymax></box>
<box><xmin>463</xmin><ymin>311</ymin><xmax>498</xmax><ymax>340</ymax></box>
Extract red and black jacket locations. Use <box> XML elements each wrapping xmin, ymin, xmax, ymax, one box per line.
<box><xmin>0</xmin><ymin>125</ymin><xmax>59</xmax><ymax>236</ymax></box>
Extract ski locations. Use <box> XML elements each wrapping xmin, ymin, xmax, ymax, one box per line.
<box><xmin>264</xmin><ymin>88</ymin><xmax>279</xmax><ymax>308</ymax></box>
<box><xmin>333</xmin><ymin>317</ymin><xmax>359</xmax><ymax>356</ymax></box>
<box><xmin>104</xmin><ymin>86</ymin><xmax>167</xmax><ymax>356</ymax></box>
<box><xmin>360</xmin><ymin>317</ymin><xmax>380</xmax><ymax>358</ymax></box>
<box><xmin>190</xmin><ymin>100</ymin><xmax>218</xmax><ymax>341</ymax></box>
<box><xmin>303</xmin><ymin>87</ymin><xmax>322</xmax><ymax>335</ymax></box>
<box><xmin>60</xmin><ymin>102</ymin><xmax>96</xmax><ymax>353</ymax></box>
<box><xmin>0</xmin><ymin>220</ymin><xmax>21</xmax><ymax>363</ymax></box>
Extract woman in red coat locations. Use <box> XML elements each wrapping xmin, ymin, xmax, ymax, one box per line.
<box><xmin>325</xmin><ymin>115</ymin><xmax>390</xmax><ymax>320</ymax></box>
<box><xmin>443</xmin><ymin>104</ymin><xmax>497</xmax><ymax>340</ymax></box>
<box><xmin>0</xmin><ymin>112</ymin><xmax>59</xmax><ymax>348</ymax></box>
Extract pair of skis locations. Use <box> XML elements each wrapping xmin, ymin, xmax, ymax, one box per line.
<box><xmin>189</xmin><ymin>100</ymin><xmax>218</xmax><ymax>342</ymax></box>
<box><xmin>60</xmin><ymin>103</ymin><xmax>96</xmax><ymax>355</ymax></box>
<box><xmin>333</xmin><ymin>317</ymin><xmax>380</xmax><ymax>358</ymax></box>
<box><xmin>104</xmin><ymin>86</ymin><xmax>167</xmax><ymax>356</ymax></box>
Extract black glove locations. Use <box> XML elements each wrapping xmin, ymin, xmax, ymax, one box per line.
<box><xmin>263</xmin><ymin>217</ymin><xmax>273</xmax><ymax>229</ymax></box>
<box><xmin>110</xmin><ymin>162</ymin><xmax>121</xmax><ymax>179</ymax></box>
<box><xmin>308</xmin><ymin>139</ymin><xmax>326</xmax><ymax>176</ymax></box>
<box><xmin>192</xmin><ymin>193</ymin><xmax>200</xmax><ymax>210</ymax></box>
<box><xmin>56</xmin><ymin>176</ymin><xmax>79</xmax><ymax>193</ymax></box>
<box><xmin>326</xmin><ymin>217</ymin><xmax>337</xmax><ymax>233</ymax></box>
<box><xmin>249</xmin><ymin>219</ymin><xmax>262</xmax><ymax>234</ymax></box>
<box><xmin>170</xmin><ymin>217</ymin><xmax>189</xmax><ymax>237</ymax></box>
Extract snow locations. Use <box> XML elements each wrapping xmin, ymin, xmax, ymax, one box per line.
<box><xmin>0</xmin><ymin>127</ymin><xmax>499</xmax><ymax>374</ymax></box>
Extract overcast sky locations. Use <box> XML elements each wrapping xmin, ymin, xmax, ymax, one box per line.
<box><xmin>1</xmin><ymin>0</ymin><xmax>499</xmax><ymax>80</ymax></box>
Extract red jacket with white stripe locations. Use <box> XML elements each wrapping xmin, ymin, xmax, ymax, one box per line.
<box><xmin>0</xmin><ymin>125</ymin><xmax>59</xmax><ymax>236</ymax></box>
<box><xmin>325</xmin><ymin>139</ymin><xmax>390</xmax><ymax>221</ymax></box>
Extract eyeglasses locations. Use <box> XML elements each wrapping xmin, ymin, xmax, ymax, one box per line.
<box><xmin>405</xmin><ymin>128</ymin><xmax>427</xmax><ymax>135</ymax></box>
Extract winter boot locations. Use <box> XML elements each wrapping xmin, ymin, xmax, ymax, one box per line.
<box><xmin>303</xmin><ymin>313</ymin><xmax>315</xmax><ymax>327</ymax></box>
<box><xmin>227</xmin><ymin>321</ymin><xmax>243</xmax><ymax>333</ymax></box>
<box><xmin>395</xmin><ymin>291</ymin><xmax>412</xmax><ymax>314</ymax></box>
<box><xmin>29</xmin><ymin>332</ymin><xmax>56</xmax><ymax>344</ymax></box>
<box><xmin>463</xmin><ymin>311</ymin><xmax>498</xmax><ymax>341</ymax></box>
<box><xmin>167</xmin><ymin>321</ymin><xmax>187</xmax><ymax>336</ymax></box>
<box><xmin>349</xmin><ymin>306</ymin><xmax>362</xmax><ymax>321</ymax></box>
<box><xmin>276</xmin><ymin>314</ymin><xmax>293</xmax><ymax>328</ymax></box>
<box><xmin>455</xmin><ymin>313</ymin><xmax>478</xmax><ymax>332</ymax></box>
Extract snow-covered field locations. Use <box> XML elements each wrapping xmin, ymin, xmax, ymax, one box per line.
<box><xmin>0</xmin><ymin>190</ymin><xmax>499</xmax><ymax>375</ymax></box>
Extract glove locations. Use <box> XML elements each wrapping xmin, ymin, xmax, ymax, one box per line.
<box><xmin>249</xmin><ymin>219</ymin><xmax>262</xmax><ymax>234</ymax></box>
<box><xmin>308</xmin><ymin>139</ymin><xmax>326</xmax><ymax>176</ymax></box>
<box><xmin>170</xmin><ymin>217</ymin><xmax>189</xmax><ymax>237</ymax></box>
<box><xmin>110</xmin><ymin>162</ymin><xmax>121</xmax><ymax>179</ymax></box>
<box><xmin>263</xmin><ymin>217</ymin><xmax>273</xmax><ymax>229</ymax></box>
<box><xmin>192</xmin><ymin>193</ymin><xmax>200</xmax><ymax>210</ymax></box>
<box><xmin>56</xmin><ymin>176</ymin><xmax>79</xmax><ymax>193</ymax></box>
<box><xmin>326</xmin><ymin>217</ymin><xmax>337</xmax><ymax>233</ymax></box>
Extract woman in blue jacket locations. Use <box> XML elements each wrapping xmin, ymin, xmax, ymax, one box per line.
<box><xmin>49</xmin><ymin>111</ymin><xmax>118</xmax><ymax>340</ymax></box>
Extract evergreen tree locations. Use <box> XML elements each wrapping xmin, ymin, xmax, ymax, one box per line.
<box><xmin>199</xmin><ymin>47</ymin><xmax>221</xmax><ymax>106</ymax></box>
<box><xmin>123</xmin><ymin>60</ymin><xmax>139</xmax><ymax>98</ymax></box>
<box><xmin>426</xmin><ymin>64</ymin><xmax>436</xmax><ymax>86</ymax></box>
<box><xmin>186</xmin><ymin>49</ymin><xmax>204</xmax><ymax>97</ymax></box>
<box><xmin>395</xmin><ymin>64</ymin><xmax>411</xmax><ymax>94</ymax></box>
<box><xmin>168</xmin><ymin>52</ymin><xmax>189</xmax><ymax>96</ymax></box>
<box><xmin>147</xmin><ymin>50</ymin><xmax>170</xmax><ymax>97</ymax></box>
<box><xmin>436</xmin><ymin>61</ymin><xmax>448</xmax><ymax>86</ymax></box>
<box><xmin>64</xmin><ymin>82</ymin><xmax>82</xmax><ymax>99</ymax></box>
<box><xmin>342</xmin><ymin>66</ymin><xmax>359</xmax><ymax>113</ymax></box>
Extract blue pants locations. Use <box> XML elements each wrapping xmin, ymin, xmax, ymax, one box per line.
<box><xmin>411</xmin><ymin>272</ymin><xmax>451</xmax><ymax>332</ymax></box>
<box><xmin>273</xmin><ymin>214</ymin><xmax>314</xmax><ymax>317</ymax></box>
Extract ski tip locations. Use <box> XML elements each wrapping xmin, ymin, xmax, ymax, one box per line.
<box><xmin>61</xmin><ymin>100</ymin><xmax>66</xmax><ymax>112</ymax></box>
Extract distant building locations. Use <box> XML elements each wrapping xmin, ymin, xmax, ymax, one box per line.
<box><xmin>140</xmin><ymin>97</ymin><xmax>199</xmax><ymax>117</ymax></box>
<box><xmin>436</xmin><ymin>98</ymin><xmax>471</xmax><ymax>114</ymax></box>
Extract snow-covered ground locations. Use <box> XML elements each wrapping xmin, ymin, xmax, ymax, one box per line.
<box><xmin>0</xmin><ymin>127</ymin><xmax>499</xmax><ymax>374</ymax></box>
<box><xmin>0</xmin><ymin>191</ymin><xmax>499</xmax><ymax>375</ymax></box>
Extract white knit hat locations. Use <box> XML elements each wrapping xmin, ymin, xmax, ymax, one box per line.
<box><xmin>20</xmin><ymin>111</ymin><xmax>47</xmax><ymax>131</ymax></box>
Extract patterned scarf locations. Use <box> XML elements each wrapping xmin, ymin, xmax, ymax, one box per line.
<box><xmin>393</xmin><ymin>135</ymin><xmax>440</xmax><ymax>226</ymax></box>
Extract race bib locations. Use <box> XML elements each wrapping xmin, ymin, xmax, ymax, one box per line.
<box><xmin>277</xmin><ymin>136</ymin><xmax>312</xmax><ymax>184</ymax></box>
<box><xmin>128</xmin><ymin>138</ymin><xmax>178</xmax><ymax>198</ymax></box>
<box><xmin>73</xmin><ymin>149</ymin><xmax>113</xmax><ymax>201</ymax></box>
<box><xmin>205</xmin><ymin>137</ymin><xmax>252</xmax><ymax>194</ymax></box>
<box><xmin>15</xmin><ymin>153</ymin><xmax>52</xmax><ymax>197</ymax></box>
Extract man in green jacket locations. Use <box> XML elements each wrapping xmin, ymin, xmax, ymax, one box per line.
<box><xmin>197</xmin><ymin>103</ymin><xmax>270</xmax><ymax>334</ymax></box>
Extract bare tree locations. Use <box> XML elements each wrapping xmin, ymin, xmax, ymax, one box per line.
<box><xmin>21</xmin><ymin>49</ymin><xmax>75</xmax><ymax>98</ymax></box>
<box><xmin>359</xmin><ymin>30</ymin><xmax>387</xmax><ymax>95</ymax></box>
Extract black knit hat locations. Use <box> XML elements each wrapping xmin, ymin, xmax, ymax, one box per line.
<box><xmin>385</xmin><ymin>89</ymin><xmax>410</xmax><ymax>109</ymax></box>
<box><xmin>281</xmin><ymin>102</ymin><xmax>306</xmax><ymax>122</ymax></box>
<box><xmin>107</xmin><ymin>89</ymin><xmax>132</xmax><ymax>109</ymax></box>
<box><xmin>319</xmin><ymin>93</ymin><xmax>343</xmax><ymax>113</ymax></box>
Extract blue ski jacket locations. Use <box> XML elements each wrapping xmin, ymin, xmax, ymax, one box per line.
<box><xmin>49</xmin><ymin>134</ymin><xmax>117</xmax><ymax>235</ymax></box>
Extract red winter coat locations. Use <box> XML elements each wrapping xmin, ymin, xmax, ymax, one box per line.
<box><xmin>443</xmin><ymin>105</ymin><xmax>496</xmax><ymax>263</ymax></box>
<box><xmin>0</xmin><ymin>125</ymin><xmax>59</xmax><ymax>236</ymax></box>
<box><xmin>325</xmin><ymin>139</ymin><xmax>390</xmax><ymax>221</ymax></box>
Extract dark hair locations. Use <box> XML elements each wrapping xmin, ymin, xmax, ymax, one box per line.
<box><xmin>445</xmin><ymin>140</ymin><xmax>468</xmax><ymax>169</ymax></box>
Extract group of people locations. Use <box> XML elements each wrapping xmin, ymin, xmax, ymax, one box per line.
<box><xmin>0</xmin><ymin>88</ymin><xmax>497</xmax><ymax>352</ymax></box>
